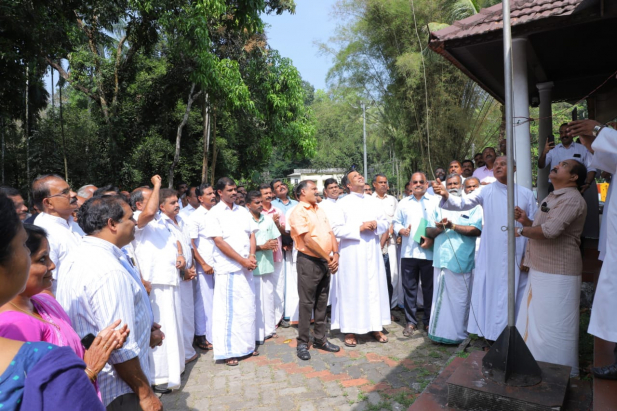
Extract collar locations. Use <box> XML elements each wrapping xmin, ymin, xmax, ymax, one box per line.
<box><xmin>82</xmin><ymin>236</ymin><xmax>123</xmax><ymax>258</ymax></box>
<box><xmin>218</xmin><ymin>201</ymin><xmax>237</xmax><ymax>211</ymax></box>
<box><xmin>372</xmin><ymin>192</ymin><xmax>389</xmax><ymax>200</ymax></box>
<box><xmin>551</xmin><ymin>186</ymin><xmax>578</xmax><ymax>196</ymax></box>
<box><xmin>275</xmin><ymin>197</ymin><xmax>291</xmax><ymax>205</ymax></box>
<box><xmin>262</xmin><ymin>204</ymin><xmax>277</xmax><ymax>214</ymax></box>
<box><xmin>39</xmin><ymin>212</ymin><xmax>72</xmax><ymax>228</ymax></box>
<box><xmin>325</xmin><ymin>197</ymin><xmax>337</xmax><ymax>204</ymax></box>
<box><xmin>351</xmin><ymin>191</ymin><xmax>364</xmax><ymax>198</ymax></box>
<box><xmin>299</xmin><ymin>200</ymin><xmax>317</xmax><ymax>210</ymax></box>
<box><xmin>252</xmin><ymin>213</ymin><xmax>265</xmax><ymax>223</ymax></box>
<box><xmin>409</xmin><ymin>193</ymin><xmax>429</xmax><ymax>202</ymax></box>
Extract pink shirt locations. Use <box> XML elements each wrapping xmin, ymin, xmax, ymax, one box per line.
<box><xmin>472</xmin><ymin>165</ymin><xmax>496</xmax><ymax>184</ymax></box>
<box><xmin>261</xmin><ymin>204</ymin><xmax>285</xmax><ymax>262</ymax></box>
<box><xmin>0</xmin><ymin>294</ymin><xmax>85</xmax><ymax>360</ymax></box>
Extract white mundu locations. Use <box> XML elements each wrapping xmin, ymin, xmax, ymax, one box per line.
<box><xmin>134</xmin><ymin>213</ymin><xmax>186</xmax><ymax>389</ymax></box>
<box><xmin>189</xmin><ymin>205</ymin><xmax>216</xmax><ymax>344</ymax></box>
<box><xmin>205</xmin><ymin>201</ymin><xmax>258</xmax><ymax>360</ymax></box>
<box><xmin>588</xmin><ymin>127</ymin><xmax>617</xmax><ymax>343</ymax></box>
<box><xmin>440</xmin><ymin>181</ymin><xmax>537</xmax><ymax>341</ymax></box>
<box><xmin>176</xmin><ymin>215</ymin><xmax>197</xmax><ymax>363</ymax></box>
<box><xmin>283</xmin><ymin>205</ymin><xmax>301</xmax><ymax>323</ymax></box>
<box><xmin>330</xmin><ymin>193</ymin><xmax>391</xmax><ymax>334</ymax></box>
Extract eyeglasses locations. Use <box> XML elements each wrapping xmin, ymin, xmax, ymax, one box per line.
<box><xmin>46</xmin><ymin>189</ymin><xmax>71</xmax><ymax>199</ymax></box>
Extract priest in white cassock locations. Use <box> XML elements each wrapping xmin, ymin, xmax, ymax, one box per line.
<box><xmin>567</xmin><ymin>120</ymin><xmax>617</xmax><ymax>379</ymax></box>
<box><xmin>330</xmin><ymin>170</ymin><xmax>391</xmax><ymax>347</ymax></box>
<box><xmin>432</xmin><ymin>156</ymin><xmax>537</xmax><ymax>342</ymax></box>
<box><xmin>189</xmin><ymin>183</ymin><xmax>217</xmax><ymax>351</ymax></box>
<box><xmin>426</xmin><ymin>174</ymin><xmax>482</xmax><ymax>344</ymax></box>
<box><xmin>205</xmin><ymin>177</ymin><xmax>258</xmax><ymax>366</ymax></box>
<box><xmin>134</xmin><ymin>176</ymin><xmax>193</xmax><ymax>391</ymax></box>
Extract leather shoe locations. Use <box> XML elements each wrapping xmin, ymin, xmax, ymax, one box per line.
<box><xmin>403</xmin><ymin>323</ymin><xmax>417</xmax><ymax>337</ymax></box>
<box><xmin>297</xmin><ymin>343</ymin><xmax>311</xmax><ymax>361</ymax></box>
<box><xmin>279</xmin><ymin>319</ymin><xmax>291</xmax><ymax>328</ymax></box>
<box><xmin>313</xmin><ymin>339</ymin><xmax>340</xmax><ymax>353</ymax></box>
<box><xmin>592</xmin><ymin>363</ymin><xmax>617</xmax><ymax>380</ymax></box>
<box><xmin>152</xmin><ymin>385</ymin><xmax>172</xmax><ymax>394</ymax></box>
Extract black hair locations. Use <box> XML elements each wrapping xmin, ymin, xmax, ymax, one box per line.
<box><xmin>559</xmin><ymin>123</ymin><xmax>568</xmax><ymax>129</ymax></box>
<box><xmin>0</xmin><ymin>193</ymin><xmax>21</xmax><ymax>264</ymax></box>
<box><xmin>449</xmin><ymin>160</ymin><xmax>462</xmax><ymax>167</ymax></box>
<box><xmin>270</xmin><ymin>179</ymin><xmax>283</xmax><ymax>192</ymax></box>
<box><xmin>24</xmin><ymin>224</ymin><xmax>47</xmax><ymax>255</ymax></box>
<box><xmin>411</xmin><ymin>171</ymin><xmax>428</xmax><ymax>182</ymax></box>
<box><xmin>482</xmin><ymin>147</ymin><xmax>496</xmax><ymax>153</ymax></box>
<box><xmin>569</xmin><ymin>160</ymin><xmax>588</xmax><ymax>188</ymax></box>
<box><xmin>216</xmin><ymin>177</ymin><xmax>236</xmax><ymax>193</ymax></box>
<box><xmin>258</xmin><ymin>183</ymin><xmax>271</xmax><ymax>191</ymax></box>
<box><xmin>474</xmin><ymin>153</ymin><xmax>483</xmax><ymax>158</ymax></box>
<box><xmin>371</xmin><ymin>174</ymin><xmax>387</xmax><ymax>184</ymax></box>
<box><xmin>0</xmin><ymin>186</ymin><xmax>20</xmax><ymax>197</ymax></box>
<box><xmin>196</xmin><ymin>183</ymin><xmax>212</xmax><ymax>197</ymax></box>
<box><xmin>129</xmin><ymin>187</ymin><xmax>150</xmax><ymax>210</ymax></box>
<box><xmin>404</xmin><ymin>182</ymin><xmax>410</xmax><ymax>189</ymax></box>
<box><xmin>324</xmin><ymin>178</ymin><xmax>338</xmax><ymax>189</ymax></box>
<box><xmin>177</xmin><ymin>181</ymin><xmax>187</xmax><ymax>188</ymax></box>
<box><xmin>31</xmin><ymin>174</ymin><xmax>64</xmax><ymax>210</ymax></box>
<box><xmin>93</xmin><ymin>185</ymin><xmax>120</xmax><ymax>198</ymax></box>
<box><xmin>158</xmin><ymin>188</ymin><xmax>178</xmax><ymax>206</ymax></box>
<box><xmin>294</xmin><ymin>180</ymin><xmax>312</xmax><ymax>199</ymax></box>
<box><xmin>462</xmin><ymin>159</ymin><xmax>474</xmax><ymax>166</ymax></box>
<box><xmin>78</xmin><ymin>195</ymin><xmax>128</xmax><ymax>235</ymax></box>
<box><xmin>246</xmin><ymin>190</ymin><xmax>262</xmax><ymax>204</ymax></box>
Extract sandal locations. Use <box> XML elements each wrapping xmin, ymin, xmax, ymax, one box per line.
<box><xmin>194</xmin><ymin>335</ymin><xmax>212</xmax><ymax>350</ymax></box>
<box><xmin>372</xmin><ymin>331</ymin><xmax>388</xmax><ymax>343</ymax></box>
<box><xmin>225</xmin><ymin>358</ymin><xmax>238</xmax><ymax>366</ymax></box>
<box><xmin>344</xmin><ymin>334</ymin><xmax>357</xmax><ymax>347</ymax></box>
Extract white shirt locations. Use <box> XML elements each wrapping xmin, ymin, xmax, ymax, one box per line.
<box><xmin>544</xmin><ymin>142</ymin><xmax>595</xmax><ymax>181</ymax></box>
<box><xmin>372</xmin><ymin>193</ymin><xmax>398</xmax><ymax>222</ymax></box>
<box><xmin>179</xmin><ymin>204</ymin><xmax>197</xmax><ymax>218</ymax></box>
<box><xmin>204</xmin><ymin>201</ymin><xmax>258</xmax><ymax>273</ymax></box>
<box><xmin>318</xmin><ymin>197</ymin><xmax>338</xmax><ymax>226</ymax></box>
<box><xmin>188</xmin><ymin>205</ymin><xmax>215</xmax><ymax>268</ymax></box>
<box><xmin>57</xmin><ymin>236</ymin><xmax>152</xmax><ymax>407</ymax></box>
<box><xmin>472</xmin><ymin>166</ymin><xmax>496</xmax><ymax>184</ymax></box>
<box><xmin>134</xmin><ymin>213</ymin><xmax>190</xmax><ymax>286</ymax></box>
<box><xmin>34</xmin><ymin>212</ymin><xmax>84</xmax><ymax>294</ymax></box>
<box><xmin>393</xmin><ymin>194</ymin><xmax>439</xmax><ymax>260</ymax></box>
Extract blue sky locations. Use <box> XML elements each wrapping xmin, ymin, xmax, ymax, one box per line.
<box><xmin>262</xmin><ymin>0</ymin><xmax>339</xmax><ymax>91</ymax></box>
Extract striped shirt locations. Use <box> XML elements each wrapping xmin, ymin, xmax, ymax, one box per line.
<box><xmin>57</xmin><ymin>236</ymin><xmax>152</xmax><ymax>406</ymax></box>
<box><xmin>525</xmin><ymin>187</ymin><xmax>587</xmax><ymax>276</ymax></box>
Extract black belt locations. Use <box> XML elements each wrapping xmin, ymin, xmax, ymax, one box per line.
<box><xmin>297</xmin><ymin>251</ymin><xmax>328</xmax><ymax>265</ymax></box>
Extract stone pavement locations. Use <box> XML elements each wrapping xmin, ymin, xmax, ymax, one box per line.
<box><xmin>161</xmin><ymin>312</ymin><xmax>459</xmax><ymax>410</ymax></box>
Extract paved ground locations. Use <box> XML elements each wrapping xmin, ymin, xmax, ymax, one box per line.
<box><xmin>160</xmin><ymin>311</ymin><xmax>460</xmax><ymax>410</ymax></box>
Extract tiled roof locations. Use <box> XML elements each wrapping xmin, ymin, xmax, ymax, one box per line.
<box><xmin>430</xmin><ymin>0</ymin><xmax>584</xmax><ymax>42</ymax></box>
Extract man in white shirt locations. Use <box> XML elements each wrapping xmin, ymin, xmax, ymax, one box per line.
<box><xmin>32</xmin><ymin>174</ymin><xmax>83</xmax><ymax>294</ymax></box>
<box><xmin>58</xmin><ymin>195</ymin><xmax>162</xmax><ymax>410</ymax></box>
<box><xmin>179</xmin><ymin>186</ymin><xmax>199</xmax><ymax>218</ymax></box>
<box><xmin>472</xmin><ymin>147</ymin><xmax>497</xmax><ymax>184</ymax></box>
<box><xmin>372</xmin><ymin>174</ymin><xmax>399</xmax><ymax>310</ymax></box>
<box><xmin>134</xmin><ymin>176</ymin><xmax>195</xmax><ymax>391</ymax></box>
<box><xmin>189</xmin><ymin>183</ymin><xmax>217</xmax><ymax>351</ymax></box>
<box><xmin>394</xmin><ymin>172</ymin><xmax>438</xmax><ymax>336</ymax></box>
<box><xmin>205</xmin><ymin>177</ymin><xmax>258</xmax><ymax>366</ymax></box>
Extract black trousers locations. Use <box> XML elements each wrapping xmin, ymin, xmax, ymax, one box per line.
<box><xmin>383</xmin><ymin>253</ymin><xmax>393</xmax><ymax>307</ymax></box>
<box><xmin>401</xmin><ymin>257</ymin><xmax>434</xmax><ymax>326</ymax></box>
<box><xmin>296</xmin><ymin>252</ymin><xmax>330</xmax><ymax>345</ymax></box>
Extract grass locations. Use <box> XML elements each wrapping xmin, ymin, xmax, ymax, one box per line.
<box><xmin>455</xmin><ymin>350</ymin><xmax>470</xmax><ymax>358</ymax></box>
<box><xmin>358</xmin><ymin>392</ymin><xmax>368</xmax><ymax>402</ymax></box>
<box><xmin>416</xmin><ymin>367</ymin><xmax>431</xmax><ymax>378</ymax></box>
<box><xmin>428</xmin><ymin>351</ymin><xmax>441</xmax><ymax>358</ymax></box>
<box><xmin>389</xmin><ymin>356</ymin><xmax>400</xmax><ymax>362</ymax></box>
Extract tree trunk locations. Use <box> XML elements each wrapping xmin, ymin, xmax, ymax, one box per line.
<box><xmin>168</xmin><ymin>83</ymin><xmax>202</xmax><ymax>188</ymax></box>
<box><xmin>25</xmin><ymin>66</ymin><xmax>30</xmax><ymax>202</ymax></box>
<box><xmin>210</xmin><ymin>110</ymin><xmax>218</xmax><ymax>186</ymax></box>
<box><xmin>59</xmin><ymin>79</ymin><xmax>69</xmax><ymax>181</ymax></box>
<box><xmin>201</xmin><ymin>93</ymin><xmax>210</xmax><ymax>184</ymax></box>
<box><xmin>1</xmin><ymin>116</ymin><xmax>4</xmax><ymax>184</ymax></box>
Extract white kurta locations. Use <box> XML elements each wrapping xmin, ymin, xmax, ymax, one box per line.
<box><xmin>372</xmin><ymin>193</ymin><xmax>401</xmax><ymax>309</ymax></box>
<box><xmin>330</xmin><ymin>192</ymin><xmax>391</xmax><ymax>334</ymax></box>
<box><xmin>283</xmin><ymin>206</ymin><xmax>301</xmax><ymax>323</ymax></box>
<box><xmin>589</xmin><ymin>127</ymin><xmax>617</xmax><ymax>342</ymax></box>
<box><xmin>440</xmin><ymin>181</ymin><xmax>537</xmax><ymax>341</ymax></box>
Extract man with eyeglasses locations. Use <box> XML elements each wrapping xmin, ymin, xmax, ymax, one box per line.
<box><xmin>32</xmin><ymin>174</ymin><xmax>84</xmax><ymax>294</ymax></box>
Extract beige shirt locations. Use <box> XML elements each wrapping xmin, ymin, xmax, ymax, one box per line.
<box><xmin>288</xmin><ymin>201</ymin><xmax>333</xmax><ymax>258</ymax></box>
<box><xmin>525</xmin><ymin>187</ymin><xmax>587</xmax><ymax>276</ymax></box>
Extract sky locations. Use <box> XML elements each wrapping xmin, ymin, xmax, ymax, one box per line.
<box><xmin>262</xmin><ymin>0</ymin><xmax>339</xmax><ymax>91</ymax></box>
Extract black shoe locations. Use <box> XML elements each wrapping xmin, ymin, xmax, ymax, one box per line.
<box><xmin>152</xmin><ymin>385</ymin><xmax>172</xmax><ymax>394</ymax></box>
<box><xmin>279</xmin><ymin>319</ymin><xmax>291</xmax><ymax>328</ymax></box>
<box><xmin>592</xmin><ymin>363</ymin><xmax>617</xmax><ymax>380</ymax></box>
<box><xmin>313</xmin><ymin>339</ymin><xmax>340</xmax><ymax>353</ymax></box>
<box><xmin>403</xmin><ymin>323</ymin><xmax>417</xmax><ymax>337</ymax></box>
<box><xmin>297</xmin><ymin>343</ymin><xmax>311</xmax><ymax>361</ymax></box>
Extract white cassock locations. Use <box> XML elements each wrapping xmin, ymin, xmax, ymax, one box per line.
<box><xmin>318</xmin><ymin>198</ymin><xmax>339</xmax><ymax>306</ymax></box>
<box><xmin>440</xmin><ymin>181</ymin><xmax>537</xmax><ymax>341</ymax></box>
<box><xmin>134</xmin><ymin>213</ymin><xmax>186</xmax><ymax>388</ymax></box>
<box><xmin>330</xmin><ymin>193</ymin><xmax>391</xmax><ymax>334</ymax></box>
<box><xmin>599</xmin><ymin>181</ymin><xmax>613</xmax><ymax>261</ymax></box>
<box><xmin>588</xmin><ymin>127</ymin><xmax>617</xmax><ymax>343</ymax></box>
<box><xmin>283</xmin><ymin>206</ymin><xmax>301</xmax><ymax>323</ymax></box>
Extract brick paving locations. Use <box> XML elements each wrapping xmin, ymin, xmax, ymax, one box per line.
<box><xmin>160</xmin><ymin>311</ymin><xmax>459</xmax><ymax>410</ymax></box>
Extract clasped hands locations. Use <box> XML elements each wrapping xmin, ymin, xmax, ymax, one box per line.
<box><xmin>360</xmin><ymin>220</ymin><xmax>377</xmax><ymax>232</ymax></box>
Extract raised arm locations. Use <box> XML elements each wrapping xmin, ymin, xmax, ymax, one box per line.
<box><xmin>138</xmin><ymin>175</ymin><xmax>161</xmax><ymax>229</ymax></box>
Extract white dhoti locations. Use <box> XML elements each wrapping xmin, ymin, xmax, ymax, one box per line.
<box><xmin>428</xmin><ymin>268</ymin><xmax>472</xmax><ymax>344</ymax></box>
<box><xmin>150</xmin><ymin>284</ymin><xmax>185</xmax><ymax>388</ymax></box>
<box><xmin>283</xmin><ymin>250</ymin><xmax>300</xmax><ymax>322</ymax></box>
<box><xmin>212</xmin><ymin>269</ymin><xmax>256</xmax><ymax>360</ymax></box>
<box><xmin>272</xmin><ymin>261</ymin><xmax>285</xmax><ymax>323</ymax></box>
<box><xmin>516</xmin><ymin>269</ymin><xmax>581</xmax><ymax>376</ymax></box>
<box><xmin>255</xmin><ymin>273</ymin><xmax>275</xmax><ymax>344</ymax></box>
<box><xmin>387</xmin><ymin>244</ymin><xmax>401</xmax><ymax>309</ymax></box>
<box><xmin>194</xmin><ymin>270</ymin><xmax>215</xmax><ymax>343</ymax></box>
<box><xmin>179</xmin><ymin>279</ymin><xmax>196</xmax><ymax>361</ymax></box>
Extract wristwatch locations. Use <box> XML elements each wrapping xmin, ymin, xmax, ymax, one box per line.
<box><xmin>517</xmin><ymin>227</ymin><xmax>524</xmax><ymax>237</ymax></box>
<box><xmin>593</xmin><ymin>124</ymin><xmax>606</xmax><ymax>137</ymax></box>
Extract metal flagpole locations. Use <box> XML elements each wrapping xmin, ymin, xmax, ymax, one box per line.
<box><xmin>362</xmin><ymin>101</ymin><xmax>368</xmax><ymax>181</ymax></box>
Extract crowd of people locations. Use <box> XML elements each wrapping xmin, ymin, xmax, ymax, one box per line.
<box><xmin>0</xmin><ymin>119</ymin><xmax>615</xmax><ymax>410</ymax></box>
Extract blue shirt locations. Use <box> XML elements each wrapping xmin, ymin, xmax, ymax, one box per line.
<box><xmin>393</xmin><ymin>194</ymin><xmax>439</xmax><ymax>260</ymax></box>
<box><xmin>428</xmin><ymin>205</ymin><xmax>482</xmax><ymax>273</ymax></box>
<box><xmin>273</xmin><ymin>197</ymin><xmax>298</xmax><ymax>215</ymax></box>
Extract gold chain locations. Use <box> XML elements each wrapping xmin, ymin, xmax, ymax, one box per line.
<box><xmin>9</xmin><ymin>302</ymin><xmax>61</xmax><ymax>330</ymax></box>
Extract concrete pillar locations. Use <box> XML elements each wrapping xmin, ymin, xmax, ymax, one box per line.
<box><xmin>536</xmin><ymin>82</ymin><xmax>554</xmax><ymax>202</ymax></box>
<box><xmin>512</xmin><ymin>38</ymin><xmax>532</xmax><ymax>190</ymax></box>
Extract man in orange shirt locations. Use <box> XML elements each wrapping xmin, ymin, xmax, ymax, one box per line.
<box><xmin>288</xmin><ymin>180</ymin><xmax>340</xmax><ymax>361</ymax></box>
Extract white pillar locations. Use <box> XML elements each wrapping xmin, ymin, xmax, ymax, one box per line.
<box><xmin>536</xmin><ymin>82</ymin><xmax>553</xmax><ymax>201</ymax></box>
<box><xmin>512</xmin><ymin>38</ymin><xmax>532</xmax><ymax>190</ymax></box>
